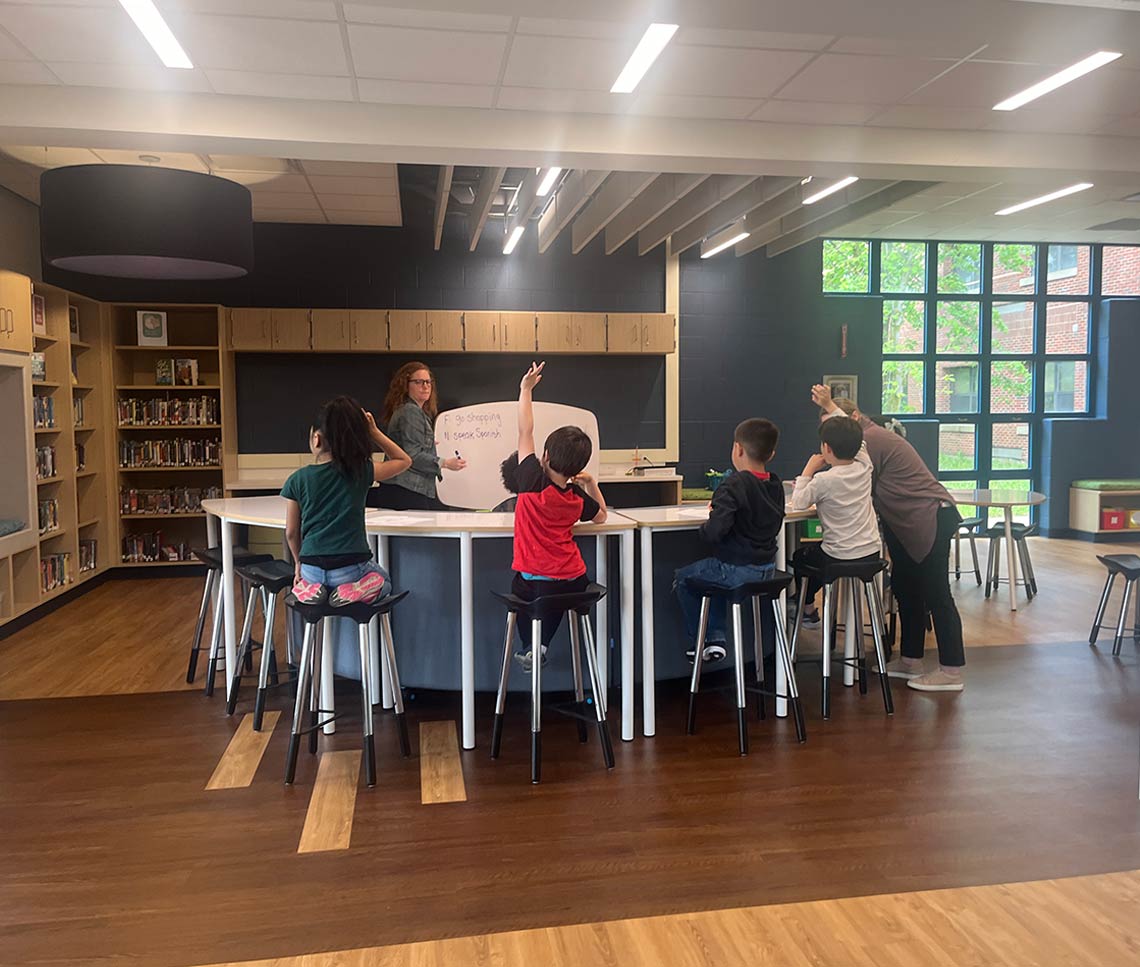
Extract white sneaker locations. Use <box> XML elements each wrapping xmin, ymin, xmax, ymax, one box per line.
<box><xmin>884</xmin><ymin>659</ymin><xmax>923</xmax><ymax>680</ymax></box>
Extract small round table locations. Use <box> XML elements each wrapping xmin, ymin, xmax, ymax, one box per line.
<box><xmin>945</xmin><ymin>490</ymin><xmax>1048</xmax><ymax>611</ymax></box>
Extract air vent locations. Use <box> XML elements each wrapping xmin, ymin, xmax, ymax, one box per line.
<box><xmin>1086</xmin><ymin>218</ymin><xmax>1140</xmax><ymax>231</ymax></box>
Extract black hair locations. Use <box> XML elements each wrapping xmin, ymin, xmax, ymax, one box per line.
<box><xmin>734</xmin><ymin>418</ymin><xmax>779</xmax><ymax>462</ymax></box>
<box><xmin>543</xmin><ymin>426</ymin><xmax>592</xmax><ymax>476</ymax></box>
<box><xmin>500</xmin><ymin>451</ymin><xmax>520</xmax><ymax>494</ymax></box>
<box><xmin>819</xmin><ymin>416</ymin><xmax>863</xmax><ymax>460</ymax></box>
<box><xmin>313</xmin><ymin>396</ymin><xmax>373</xmax><ymax>479</ymax></box>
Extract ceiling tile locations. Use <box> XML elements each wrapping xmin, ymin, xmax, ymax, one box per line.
<box><xmin>158</xmin><ymin>1</ymin><xmax>337</xmax><ymax>19</ymax></box>
<box><xmin>357</xmin><ymin>78</ymin><xmax>495</xmax><ymax>108</ymax></box>
<box><xmin>0</xmin><ymin>26</ymin><xmax>32</xmax><ymax>59</ymax></box>
<box><xmin>343</xmin><ymin>4</ymin><xmax>511</xmax><ymax>31</ymax></box>
<box><xmin>0</xmin><ymin>5</ymin><xmax>158</xmax><ymax>64</ymax></box>
<box><xmin>47</xmin><ymin>61</ymin><xmax>213</xmax><ymax>92</ymax></box>
<box><xmin>866</xmin><ymin>104</ymin><xmax>998</xmax><ymax>130</ymax></box>
<box><xmin>829</xmin><ymin>34</ymin><xmax>985</xmax><ymax>59</ymax></box>
<box><xmin>776</xmin><ymin>53</ymin><xmax>953</xmax><ymax>104</ymax></box>
<box><xmin>315</xmin><ymin>194</ymin><xmax>400</xmax><ymax>213</ymax></box>
<box><xmin>253</xmin><ymin>191</ymin><xmax>322</xmax><ymax>210</ymax></box>
<box><xmin>906</xmin><ymin>60</ymin><xmax>1072</xmax><ymax>108</ymax></box>
<box><xmin>348</xmin><ymin>24</ymin><xmax>506</xmax><ymax>84</ymax></box>
<box><xmin>299</xmin><ymin>160</ymin><xmax>399</xmax><ymax>177</ymax></box>
<box><xmin>207</xmin><ymin>155</ymin><xmax>294</xmax><ymax>174</ymax></box>
<box><xmin>496</xmin><ymin>87</ymin><xmax>626</xmax><ymax>114</ymax></box>
<box><xmin>2</xmin><ymin>145</ymin><xmax>103</xmax><ymax>168</ymax></box>
<box><xmin>676</xmin><ymin>28</ymin><xmax>835</xmax><ymax>51</ymax></box>
<box><xmin>630</xmin><ymin>94</ymin><xmax>762</xmax><ymax>120</ymax></box>
<box><xmin>515</xmin><ymin>18</ymin><xmax>639</xmax><ymax>41</ymax></box>
<box><xmin>502</xmin><ymin>34</ymin><xmax>633</xmax><ymax>91</ymax></box>
<box><xmin>323</xmin><ymin>210</ymin><xmax>402</xmax><ymax>225</ymax></box>
<box><xmin>254</xmin><ymin>209</ymin><xmax>328</xmax><ymax>223</ymax></box>
<box><xmin>751</xmin><ymin>99</ymin><xmax>881</xmax><ymax>125</ymax></box>
<box><xmin>0</xmin><ymin>61</ymin><xmax>59</xmax><ymax>85</ymax></box>
<box><xmin>987</xmin><ymin>108</ymin><xmax>1121</xmax><ymax>135</ymax></box>
<box><xmin>167</xmin><ymin>13</ymin><xmax>349</xmax><ymax>74</ymax></box>
<box><xmin>225</xmin><ymin>172</ymin><xmax>312</xmax><ymax>192</ymax></box>
<box><xmin>204</xmin><ymin>70</ymin><xmax>353</xmax><ymax>101</ymax></box>
<box><xmin>640</xmin><ymin>46</ymin><xmax>815</xmax><ymax>99</ymax></box>
<box><xmin>90</xmin><ymin>149</ymin><xmax>209</xmax><ymax>172</ymax></box>
<box><xmin>306</xmin><ymin>175</ymin><xmax>397</xmax><ymax>195</ymax></box>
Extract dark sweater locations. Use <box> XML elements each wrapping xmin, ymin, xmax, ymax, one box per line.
<box><xmin>700</xmin><ymin>470</ymin><xmax>786</xmax><ymax>565</ymax></box>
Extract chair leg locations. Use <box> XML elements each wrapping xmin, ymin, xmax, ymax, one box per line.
<box><xmin>1090</xmin><ymin>573</ymin><xmax>1116</xmax><ymax>645</ymax></box>
<box><xmin>491</xmin><ymin>612</ymin><xmax>516</xmax><ymax>760</ymax></box>
<box><xmin>1114</xmin><ymin>580</ymin><xmax>1135</xmax><ymax>657</ymax></box>
<box><xmin>1016</xmin><ymin>539</ymin><xmax>1033</xmax><ymax>600</ymax></box>
<box><xmin>309</xmin><ymin>621</ymin><xmax>323</xmax><ymax>755</ymax></box>
<box><xmin>531</xmin><ymin>618</ymin><xmax>543</xmax><ymax>784</ymax></box>
<box><xmin>752</xmin><ymin>595</ymin><xmax>765</xmax><ymax>720</ymax></box>
<box><xmin>380</xmin><ymin>613</ymin><xmax>410</xmax><ymax>758</ymax></box>
<box><xmin>789</xmin><ymin>579</ymin><xmax>809</xmax><ymax>662</ymax></box>
<box><xmin>227</xmin><ymin>585</ymin><xmax>260</xmax><ymax>716</ymax></box>
<box><xmin>1023</xmin><ymin>539</ymin><xmax>1039</xmax><ymax>594</ymax></box>
<box><xmin>285</xmin><ymin>621</ymin><xmax>315</xmax><ymax>784</ymax></box>
<box><xmin>357</xmin><ymin>624</ymin><xmax>376</xmax><ymax>787</ymax></box>
<box><xmin>732</xmin><ymin>603</ymin><xmax>748</xmax><ymax>756</ymax></box>
<box><xmin>253</xmin><ymin>592</ymin><xmax>279</xmax><ymax>731</ymax></box>
<box><xmin>770</xmin><ymin>599</ymin><xmax>806</xmax><ymax>743</ymax></box>
<box><xmin>568</xmin><ymin>613</ymin><xmax>589</xmax><ymax>743</ymax></box>
<box><xmin>867</xmin><ymin>582</ymin><xmax>894</xmax><ymax>715</ymax></box>
<box><xmin>187</xmin><ymin>569</ymin><xmax>215</xmax><ymax>683</ymax></box>
<box><xmin>821</xmin><ymin>584</ymin><xmax>833</xmax><ymax>720</ymax></box>
<box><xmin>985</xmin><ymin>536</ymin><xmax>998</xmax><ymax>599</ymax></box>
<box><xmin>687</xmin><ymin>597</ymin><xmax>710</xmax><ymax>735</ymax></box>
<box><xmin>580</xmin><ymin>615</ymin><xmax>615</xmax><ymax>769</ymax></box>
<box><xmin>853</xmin><ymin>581</ymin><xmax>868</xmax><ymax>696</ymax></box>
<box><xmin>204</xmin><ymin>577</ymin><xmax>225</xmax><ymax>697</ymax></box>
<box><xmin>969</xmin><ymin>535</ymin><xmax>982</xmax><ymax>586</ymax></box>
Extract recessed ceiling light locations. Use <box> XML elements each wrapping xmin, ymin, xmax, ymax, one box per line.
<box><xmin>118</xmin><ymin>0</ymin><xmax>193</xmax><ymax>69</ymax></box>
<box><xmin>992</xmin><ymin>50</ymin><xmax>1122</xmax><ymax>111</ymax></box>
<box><xmin>700</xmin><ymin>221</ymin><xmax>749</xmax><ymax>259</ymax></box>
<box><xmin>503</xmin><ymin>224</ymin><xmax>526</xmax><ymax>255</ymax></box>
<box><xmin>610</xmin><ymin>23</ymin><xmax>679</xmax><ymax>94</ymax></box>
<box><xmin>994</xmin><ymin>182</ymin><xmax>1094</xmax><ymax>215</ymax></box>
<box><xmin>536</xmin><ymin>167</ymin><xmax>562</xmax><ymax>197</ymax></box>
<box><xmin>803</xmin><ymin>176</ymin><xmax>859</xmax><ymax>205</ymax></box>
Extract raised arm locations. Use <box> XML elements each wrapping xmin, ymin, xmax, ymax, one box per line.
<box><xmin>363</xmin><ymin>409</ymin><xmax>413</xmax><ymax>483</ymax></box>
<box><xmin>517</xmin><ymin>361</ymin><xmax>544</xmax><ymax>460</ymax></box>
<box><xmin>811</xmin><ymin>383</ymin><xmax>842</xmax><ymax>417</ymax></box>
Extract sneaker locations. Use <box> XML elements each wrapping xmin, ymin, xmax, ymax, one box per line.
<box><xmin>800</xmin><ymin>609</ymin><xmax>821</xmax><ymax>628</ymax></box>
<box><xmin>329</xmin><ymin>571</ymin><xmax>386</xmax><ymax>607</ymax></box>
<box><xmin>907</xmin><ymin>669</ymin><xmax>964</xmax><ymax>692</ymax></box>
<box><xmin>883</xmin><ymin>658</ymin><xmax>923</xmax><ymax>680</ymax></box>
<box><xmin>513</xmin><ymin>647</ymin><xmax>549</xmax><ymax>672</ymax></box>
<box><xmin>685</xmin><ymin>642</ymin><xmax>727</xmax><ymax>664</ymax></box>
<box><xmin>291</xmin><ymin>579</ymin><xmax>327</xmax><ymax>605</ymax></box>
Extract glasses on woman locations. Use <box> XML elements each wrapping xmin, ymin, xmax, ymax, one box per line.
<box><xmin>409</xmin><ymin>378</ymin><xmax>433</xmax><ymax>387</ymax></box>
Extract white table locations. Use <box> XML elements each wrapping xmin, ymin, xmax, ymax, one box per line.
<box><xmin>946</xmin><ymin>490</ymin><xmax>1048</xmax><ymax>612</ymax></box>
<box><xmin>618</xmin><ymin>505</ymin><xmax>817</xmax><ymax>727</ymax></box>
<box><xmin>201</xmin><ymin>497</ymin><xmax>639</xmax><ymax>749</ymax></box>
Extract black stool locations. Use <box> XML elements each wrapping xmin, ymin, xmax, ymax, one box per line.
<box><xmin>953</xmin><ymin>516</ymin><xmax>984</xmax><ymax>585</ymax></box>
<box><xmin>284</xmin><ymin>591</ymin><xmax>411</xmax><ymax>787</ymax></box>
<box><xmin>1090</xmin><ymin>554</ymin><xmax>1140</xmax><ymax>656</ymax></box>
<box><xmin>790</xmin><ymin>557</ymin><xmax>893</xmax><ymax>719</ymax></box>
<box><xmin>186</xmin><ymin>545</ymin><xmax>272</xmax><ymax>692</ymax></box>
<box><xmin>985</xmin><ymin>522</ymin><xmax>1038</xmax><ymax>600</ymax></box>
<box><xmin>490</xmin><ymin>583</ymin><xmax>613</xmax><ymax>784</ymax></box>
<box><xmin>224</xmin><ymin>559</ymin><xmax>297</xmax><ymax>727</ymax></box>
<box><xmin>685</xmin><ymin>571</ymin><xmax>806</xmax><ymax>754</ymax></box>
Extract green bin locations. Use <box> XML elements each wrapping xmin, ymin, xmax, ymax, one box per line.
<box><xmin>802</xmin><ymin>518</ymin><xmax>823</xmax><ymax>539</ymax></box>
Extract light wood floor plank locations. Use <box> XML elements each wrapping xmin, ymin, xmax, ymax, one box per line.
<box><xmin>298</xmin><ymin>751</ymin><xmax>361</xmax><ymax>854</ymax></box>
<box><xmin>418</xmin><ymin>720</ymin><xmax>466</xmax><ymax>805</ymax></box>
<box><xmin>206</xmin><ymin>711</ymin><xmax>281</xmax><ymax>790</ymax></box>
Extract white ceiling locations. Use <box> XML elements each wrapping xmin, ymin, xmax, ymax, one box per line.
<box><xmin>0</xmin><ymin>1</ymin><xmax>1138</xmax><ymax>244</ymax></box>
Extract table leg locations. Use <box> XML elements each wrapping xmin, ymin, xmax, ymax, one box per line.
<box><xmin>620</xmin><ymin>529</ymin><xmax>635</xmax><ymax>742</ymax></box>
<box><xmin>595</xmin><ymin>534</ymin><xmax>608</xmax><ymax>693</ymax></box>
<box><xmin>321</xmin><ymin>618</ymin><xmax>336</xmax><ymax>734</ymax></box>
<box><xmin>220</xmin><ymin>518</ymin><xmax>237</xmax><ymax>695</ymax></box>
<box><xmin>1004</xmin><ymin>508</ymin><xmax>1018</xmax><ymax>612</ymax></box>
<box><xmin>639</xmin><ymin>526</ymin><xmax>656</xmax><ymax>738</ymax></box>
<box><xmin>375</xmin><ymin>535</ymin><xmax>392</xmax><ymax>709</ymax></box>
<box><xmin>460</xmin><ymin>532</ymin><xmax>475</xmax><ymax>750</ymax></box>
<box><xmin>775</xmin><ymin>521</ymin><xmax>788</xmax><ymax>718</ymax></box>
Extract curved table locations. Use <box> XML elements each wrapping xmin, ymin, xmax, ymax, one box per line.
<box><xmin>201</xmin><ymin>497</ymin><xmax>638</xmax><ymax>748</ymax></box>
<box><xmin>945</xmin><ymin>490</ymin><xmax>1048</xmax><ymax>612</ymax></box>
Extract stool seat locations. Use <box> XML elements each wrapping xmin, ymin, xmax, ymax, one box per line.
<box><xmin>984</xmin><ymin>522</ymin><xmax>1038</xmax><ymax>538</ymax></box>
<box><xmin>682</xmin><ymin>570</ymin><xmax>794</xmax><ymax>603</ymax></box>
<box><xmin>193</xmin><ymin>546</ymin><xmax>272</xmax><ymax>570</ymax></box>
<box><xmin>287</xmin><ymin>589</ymin><xmax>409</xmax><ymax>625</ymax></box>
<box><xmin>794</xmin><ymin>557</ymin><xmax>888</xmax><ymax>582</ymax></box>
<box><xmin>236</xmin><ymin>558</ymin><xmax>294</xmax><ymax>593</ymax></box>
<box><xmin>957</xmin><ymin>516</ymin><xmax>984</xmax><ymax>531</ymax></box>
<box><xmin>490</xmin><ymin>583</ymin><xmax>606</xmax><ymax>621</ymax></box>
<box><xmin>1098</xmin><ymin>554</ymin><xmax>1140</xmax><ymax>580</ymax></box>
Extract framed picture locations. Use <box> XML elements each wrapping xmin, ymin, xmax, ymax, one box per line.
<box><xmin>137</xmin><ymin>310</ymin><xmax>168</xmax><ymax>347</ymax></box>
<box><xmin>69</xmin><ymin>305</ymin><xmax>80</xmax><ymax>340</ymax></box>
<box><xmin>32</xmin><ymin>294</ymin><xmax>46</xmax><ymax>336</ymax></box>
<box><xmin>823</xmin><ymin>374</ymin><xmax>859</xmax><ymax>406</ymax></box>
<box><xmin>155</xmin><ymin>359</ymin><xmax>174</xmax><ymax>386</ymax></box>
<box><xmin>174</xmin><ymin>358</ymin><xmax>199</xmax><ymax>387</ymax></box>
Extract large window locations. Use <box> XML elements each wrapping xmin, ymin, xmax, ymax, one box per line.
<box><xmin>820</xmin><ymin>240</ymin><xmax>1135</xmax><ymax>521</ymax></box>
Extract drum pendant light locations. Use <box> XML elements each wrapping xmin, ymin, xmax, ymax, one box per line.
<box><xmin>40</xmin><ymin>164</ymin><xmax>254</xmax><ymax>280</ymax></box>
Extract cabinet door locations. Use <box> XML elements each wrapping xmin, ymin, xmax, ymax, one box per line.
<box><xmin>464</xmin><ymin>311</ymin><xmax>500</xmax><ymax>352</ymax></box>
<box><xmin>229</xmin><ymin>308</ymin><xmax>272</xmax><ymax>350</ymax></box>
<box><xmin>349</xmin><ymin>310</ymin><xmax>388</xmax><ymax>351</ymax></box>
<box><xmin>389</xmin><ymin>310</ymin><xmax>427</xmax><ymax>351</ymax></box>
<box><xmin>0</xmin><ymin>270</ymin><xmax>32</xmax><ymax>354</ymax></box>
<box><xmin>426</xmin><ymin>311</ymin><xmax>463</xmax><ymax>352</ymax></box>
<box><xmin>572</xmin><ymin>312</ymin><xmax>607</xmax><ymax>353</ymax></box>
<box><xmin>606</xmin><ymin>313</ymin><xmax>643</xmax><ymax>353</ymax></box>
<box><xmin>642</xmin><ymin>312</ymin><xmax>676</xmax><ymax>353</ymax></box>
<box><xmin>311</xmin><ymin>309</ymin><xmax>350</xmax><ymax>351</ymax></box>
<box><xmin>270</xmin><ymin>309</ymin><xmax>311</xmax><ymax>351</ymax></box>
<box><xmin>500</xmin><ymin>312</ymin><xmax>535</xmax><ymax>353</ymax></box>
<box><xmin>536</xmin><ymin>312</ymin><xmax>573</xmax><ymax>353</ymax></box>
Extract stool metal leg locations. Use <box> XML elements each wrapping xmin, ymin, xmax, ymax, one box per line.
<box><xmin>186</xmin><ymin>569</ymin><xmax>216</xmax><ymax>683</ymax></box>
<box><xmin>853</xmin><ymin>581</ymin><xmax>868</xmax><ymax>696</ymax></box>
<box><xmin>1114</xmin><ymin>579</ymin><xmax>1135</xmax><ymax>657</ymax></box>
<box><xmin>821</xmin><ymin>583</ymin><xmax>833</xmax><ymax>720</ymax></box>
<box><xmin>531</xmin><ymin>618</ymin><xmax>543</xmax><ymax>784</ymax></box>
<box><xmin>204</xmin><ymin>578</ymin><xmax>225</xmax><ymax>697</ymax></box>
<box><xmin>1091</xmin><ymin>573</ymin><xmax>1117</xmax><ymax>645</ymax></box>
<box><xmin>285</xmin><ymin>621</ymin><xmax>316</xmax><ymax>784</ymax></box>
<box><xmin>1023</xmin><ymin>539</ymin><xmax>1038</xmax><ymax>595</ymax></box>
<box><xmin>580</xmin><ymin>614</ymin><xmax>607</xmax><ymax>720</ymax></box>
<box><xmin>867</xmin><ymin>581</ymin><xmax>894</xmax><ymax>715</ymax></box>
<box><xmin>752</xmin><ymin>595</ymin><xmax>765</xmax><ymax>720</ymax></box>
<box><xmin>580</xmin><ymin>614</ymin><xmax>615</xmax><ymax>769</ymax></box>
<box><xmin>380</xmin><ymin>612</ymin><xmax>410</xmax><ymax>758</ymax></box>
<box><xmin>253</xmin><ymin>592</ymin><xmax>279</xmax><ymax>731</ymax></box>
<box><xmin>309</xmin><ymin>621</ymin><xmax>323</xmax><ymax>755</ymax></box>
<box><xmin>731</xmin><ymin>603</ymin><xmax>748</xmax><ymax>755</ymax></box>
<box><xmin>357</xmin><ymin>623</ymin><xmax>376</xmax><ymax>787</ymax></box>
<box><xmin>491</xmin><ymin>612</ymin><xmax>516</xmax><ymax>760</ymax></box>
<box><xmin>789</xmin><ymin>578</ymin><xmax>809</xmax><ymax>662</ymax></box>
<box><xmin>226</xmin><ymin>584</ymin><xmax>260</xmax><ymax>716</ymax></box>
<box><xmin>1016</xmin><ymin>539</ymin><xmax>1033</xmax><ymax>599</ymax></box>
<box><xmin>568</xmin><ymin>613</ymin><xmax>589</xmax><ymax>744</ymax></box>
<box><xmin>770</xmin><ymin>599</ymin><xmax>806</xmax><ymax>743</ymax></box>
<box><xmin>969</xmin><ymin>534</ymin><xmax>982</xmax><ymax>586</ymax></box>
<box><xmin>686</xmin><ymin>597</ymin><xmax>710</xmax><ymax>735</ymax></box>
<box><xmin>985</xmin><ymin>537</ymin><xmax>998</xmax><ymax>599</ymax></box>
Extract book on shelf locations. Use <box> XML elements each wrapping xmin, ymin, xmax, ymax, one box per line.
<box><xmin>75</xmin><ymin>441</ymin><xmax>86</xmax><ymax>471</ymax></box>
<box><xmin>38</xmin><ymin>498</ymin><xmax>59</xmax><ymax>535</ymax></box>
<box><xmin>120</xmin><ymin>485</ymin><xmax>221</xmax><ymax>515</ymax></box>
<box><xmin>41</xmin><ymin>552</ymin><xmax>73</xmax><ymax>592</ymax></box>
<box><xmin>32</xmin><ymin>293</ymin><xmax>46</xmax><ymax>335</ymax></box>
<box><xmin>121</xmin><ymin>531</ymin><xmax>192</xmax><ymax>563</ymax></box>
<box><xmin>118</xmin><ymin>436</ymin><xmax>221</xmax><ymax>469</ymax></box>
<box><xmin>31</xmin><ymin>352</ymin><xmax>46</xmax><ymax>382</ymax></box>
<box><xmin>73</xmin><ymin>394</ymin><xmax>85</xmax><ymax>426</ymax></box>
<box><xmin>70</xmin><ymin>355</ymin><xmax>79</xmax><ymax>385</ymax></box>
<box><xmin>79</xmin><ymin>539</ymin><xmax>97</xmax><ymax>573</ymax></box>
<box><xmin>174</xmin><ymin>358</ymin><xmax>199</xmax><ymax>386</ymax></box>
<box><xmin>155</xmin><ymin>358</ymin><xmax>174</xmax><ymax>386</ymax></box>
<box><xmin>35</xmin><ymin>445</ymin><xmax>57</xmax><ymax>479</ymax></box>
<box><xmin>33</xmin><ymin>395</ymin><xmax>55</xmax><ymax>429</ymax></box>
<box><xmin>117</xmin><ymin>395</ymin><xmax>219</xmax><ymax>426</ymax></box>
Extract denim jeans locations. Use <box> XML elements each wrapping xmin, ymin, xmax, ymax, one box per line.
<box><xmin>674</xmin><ymin>557</ymin><xmax>775</xmax><ymax>645</ymax></box>
<box><xmin>299</xmin><ymin>559</ymin><xmax>392</xmax><ymax>596</ymax></box>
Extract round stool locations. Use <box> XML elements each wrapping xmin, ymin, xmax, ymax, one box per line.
<box><xmin>1090</xmin><ymin>554</ymin><xmax>1140</xmax><ymax>656</ymax></box>
<box><xmin>985</xmin><ymin>522</ymin><xmax>1038</xmax><ymax>600</ymax></box>
<box><xmin>953</xmin><ymin>516</ymin><xmax>984</xmax><ymax>585</ymax></box>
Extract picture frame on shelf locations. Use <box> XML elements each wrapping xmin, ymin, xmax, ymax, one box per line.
<box><xmin>174</xmin><ymin>358</ymin><xmax>199</xmax><ymax>387</ymax></box>
<box><xmin>69</xmin><ymin>305</ymin><xmax>80</xmax><ymax>340</ymax></box>
<box><xmin>823</xmin><ymin>374</ymin><xmax>859</xmax><ymax>406</ymax></box>
<box><xmin>31</xmin><ymin>352</ymin><xmax>46</xmax><ymax>382</ymax></box>
<box><xmin>137</xmin><ymin>310</ymin><xmax>168</xmax><ymax>347</ymax></box>
<box><xmin>32</xmin><ymin>294</ymin><xmax>46</xmax><ymax>336</ymax></box>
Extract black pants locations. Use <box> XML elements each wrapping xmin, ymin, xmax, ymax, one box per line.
<box><xmin>367</xmin><ymin>484</ymin><xmax>445</xmax><ymax>511</ymax></box>
<box><xmin>793</xmin><ymin>545</ymin><xmax>883</xmax><ymax>609</ymax></box>
<box><xmin>883</xmin><ymin>505</ymin><xmax>965</xmax><ymax>668</ymax></box>
<box><xmin>511</xmin><ymin>572</ymin><xmax>590</xmax><ymax>650</ymax></box>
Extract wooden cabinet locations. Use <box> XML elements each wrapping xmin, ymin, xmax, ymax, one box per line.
<box><xmin>536</xmin><ymin>312</ymin><xmax>573</xmax><ymax>353</ymax></box>
<box><xmin>607</xmin><ymin>313</ymin><xmax>644</xmax><ymax>353</ymax></box>
<box><xmin>229</xmin><ymin>308</ymin><xmax>271</xmax><ymax>350</ymax></box>
<box><xmin>389</xmin><ymin>310</ymin><xmax>426</xmax><ymax>351</ymax></box>
<box><xmin>500</xmin><ymin>312</ymin><xmax>535</xmax><ymax>353</ymax></box>
<box><xmin>311</xmin><ymin>310</ymin><xmax>350</xmax><ymax>351</ymax></box>
<box><xmin>642</xmin><ymin>312</ymin><xmax>675</xmax><ymax>353</ymax></box>
<box><xmin>463</xmin><ymin>311</ymin><xmax>500</xmax><ymax>352</ymax></box>
<box><xmin>0</xmin><ymin>270</ymin><xmax>32</xmax><ymax>354</ymax></box>
<box><xmin>606</xmin><ymin>312</ymin><xmax>674</xmax><ymax>353</ymax></box>
<box><xmin>270</xmin><ymin>309</ymin><xmax>311</xmax><ymax>351</ymax></box>
<box><xmin>426</xmin><ymin>311</ymin><xmax>463</xmax><ymax>352</ymax></box>
<box><xmin>572</xmin><ymin>313</ymin><xmax>607</xmax><ymax>353</ymax></box>
<box><xmin>350</xmin><ymin>310</ymin><xmax>387</xmax><ymax>351</ymax></box>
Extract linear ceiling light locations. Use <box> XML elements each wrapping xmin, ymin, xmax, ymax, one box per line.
<box><xmin>503</xmin><ymin>224</ymin><xmax>526</xmax><ymax>255</ymax></box>
<box><xmin>992</xmin><ymin>50</ymin><xmax>1121</xmax><ymax>111</ymax></box>
<box><xmin>700</xmin><ymin>222</ymin><xmax>749</xmax><ymax>259</ymax></box>
<box><xmin>118</xmin><ymin>0</ymin><xmax>193</xmax><ymax>68</ymax></box>
<box><xmin>536</xmin><ymin>167</ymin><xmax>562</xmax><ymax>196</ymax></box>
<box><xmin>610</xmin><ymin>23</ymin><xmax>679</xmax><ymax>93</ymax></box>
<box><xmin>802</xmin><ymin>176</ymin><xmax>858</xmax><ymax>205</ymax></box>
<box><xmin>994</xmin><ymin>182</ymin><xmax>1094</xmax><ymax>215</ymax></box>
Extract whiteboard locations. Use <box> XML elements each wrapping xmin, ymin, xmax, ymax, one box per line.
<box><xmin>435</xmin><ymin>401</ymin><xmax>600</xmax><ymax>510</ymax></box>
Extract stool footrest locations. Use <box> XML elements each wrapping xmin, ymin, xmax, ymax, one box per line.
<box><xmin>548</xmin><ymin>700</ymin><xmax>602</xmax><ymax>726</ymax></box>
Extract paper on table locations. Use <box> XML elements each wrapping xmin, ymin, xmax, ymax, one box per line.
<box><xmin>366</xmin><ymin>513</ymin><xmax>433</xmax><ymax>526</ymax></box>
<box><xmin>677</xmin><ymin>508</ymin><xmax>710</xmax><ymax>519</ymax></box>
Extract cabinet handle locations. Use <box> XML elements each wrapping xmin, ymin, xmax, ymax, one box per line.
<box><xmin>642</xmin><ymin>323</ymin><xmax>648</xmax><ymax>348</ymax></box>
<box><xmin>503</xmin><ymin>323</ymin><xmax>509</xmax><ymax>348</ymax></box>
<box><xmin>415</xmin><ymin>321</ymin><xmax>422</xmax><ymax>344</ymax></box>
<box><xmin>427</xmin><ymin>321</ymin><xmax>433</xmax><ymax>347</ymax></box>
<box><xmin>340</xmin><ymin>319</ymin><xmax>345</xmax><ymax>341</ymax></box>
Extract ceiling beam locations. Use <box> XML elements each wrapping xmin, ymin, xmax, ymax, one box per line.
<box><xmin>503</xmin><ymin>168</ymin><xmax>544</xmax><ymax>244</ymax></box>
<box><xmin>604</xmin><ymin>173</ymin><xmax>706</xmax><ymax>255</ymax></box>
<box><xmin>468</xmin><ymin>165</ymin><xmax>506</xmax><ymax>252</ymax></box>
<box><xmin>537</xmin><ymin>169</ymin><xmax>608</xmax><ymax>254</ymax></box>
<box><xmin>432</xmin><ymin>164</ymin><xmax>453</xmax><ymax>251</ymax></box>
<box><xmin>669</xmin><ymin>176</ymin><xmax>802</xmax><ymax>255</ymax></box>
<box><xmin>570</xmin><ymin>171</ymin><xmax>658</xmax><ymax>254</ymax></box>
<box><xmin>638</xmin><ymin>175</ymin><xmax>754</xmax><ymax>256</ymax></box>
